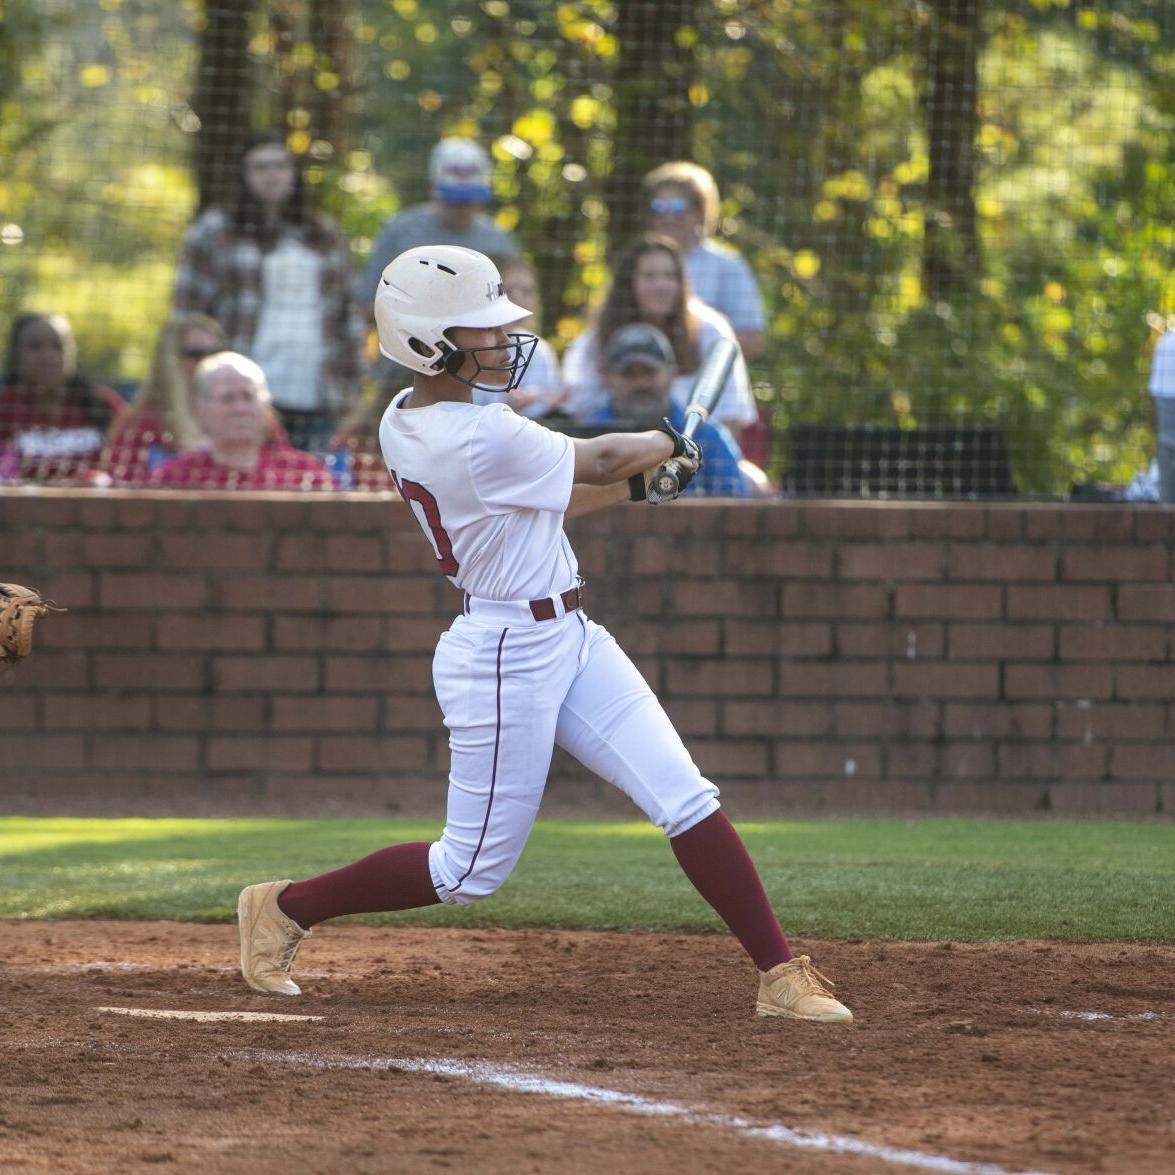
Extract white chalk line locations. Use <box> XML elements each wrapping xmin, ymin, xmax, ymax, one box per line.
<box><xmin>3</xmin><ymin>961</ymin><xmax>347</xmax><ymax>978</ymax></box>
<box><xmin>98</xmin><ymin>1007</ymin><xmax>323</xmax><ymax>1023</ymax></box>
<box><xmin>1058</xmin><ymin>1010</ymin><xmax>1161</xmax><ymax>1022</ymax></box>
<box><xmin>1027</xmin><ymin>1008</ymin><xmax>1165</xmax><ymax>1023</ymax></box>
<box><xmin>226</xmin><ymin>1046</ymin><xmax>1052</xmax><ymax>1175</ymax></box>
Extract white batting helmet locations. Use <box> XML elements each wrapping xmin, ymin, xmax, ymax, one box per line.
<box><xmin>374</xmin><ymin>246</ymin><xmax>536</xmax><ymax>392</ymax></box>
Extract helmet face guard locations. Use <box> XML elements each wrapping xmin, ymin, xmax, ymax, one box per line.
<box><xmin>440</xmin><ymin>331</ymin><xmax>538</xmax><ymax>394</ymax></box>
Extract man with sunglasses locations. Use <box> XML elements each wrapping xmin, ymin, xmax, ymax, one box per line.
<box><xmin>644</xmin><ymin>161</ymin><xmax>766</xmax><ymax>362</ymax></box>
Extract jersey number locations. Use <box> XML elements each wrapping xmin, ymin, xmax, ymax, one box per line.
<box><xmin>392</xmin><ymin>472</ymin><xmax>459</xmax><ymax>577</ymax></box>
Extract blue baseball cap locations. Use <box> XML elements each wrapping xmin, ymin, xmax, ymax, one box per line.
<box><xmin>430</xmin><ymin>138</ymin><xmax>492</xmax><ymax>204</ymax></box>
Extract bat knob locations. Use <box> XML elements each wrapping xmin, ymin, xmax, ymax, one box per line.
<box><xmin>652</xmin><ymin>468</ymin><xmax>679</xmax><ymax>500</ymax></box>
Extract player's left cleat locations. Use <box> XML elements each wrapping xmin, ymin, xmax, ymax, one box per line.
<box><xmin>756</xmin><ymin>955</ymin><xmax>853</xmax><ymax>1023</ymax></box>
<box><xmin>238</xmin><ymin>880</ymin><xmax>311</xmax><ymax>995</ymax></box>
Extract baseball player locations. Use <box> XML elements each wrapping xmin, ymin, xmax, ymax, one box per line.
<box><xmin>238</xmin><ymin>246</ymin><xmax>852</xmax><ymax>1023</ymax></box>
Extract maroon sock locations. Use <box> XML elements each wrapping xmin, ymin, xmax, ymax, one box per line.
<box><xmin>277</xmin><ymin>842</ymin><xmax>440</xmax><ymax>929</ymax></box>
<box><xmin>670</xmin><ymin>810</ymin><xmax>793</xmax><ymax>971</ymax></box>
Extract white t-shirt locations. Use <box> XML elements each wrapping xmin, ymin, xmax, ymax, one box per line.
<box><xmin>379</xmin><ymin>391</ymin><xmax>578</xmax><ymax>600</ymax></box>
<box><xmin>562</xmin><ymin>300</ymin><xmax>756</xmax><ymax>428</ymax></box>
<box><xmin>252</xmin><ymin>238</ymin><xmax>327</xmax><ymax>411</ymax></box>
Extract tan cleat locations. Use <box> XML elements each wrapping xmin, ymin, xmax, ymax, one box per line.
<box><xmin>238</xmin><ymin>880</ymin><xmax>311</xmax><ymax>995</ymax></box>
<box><xmin>756</xmin><ymin>955</ymin><xmax>853</xmax><ymax>1023</ymax></box>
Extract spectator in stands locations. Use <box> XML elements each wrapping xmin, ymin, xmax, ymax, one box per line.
<box><xmin>472</xmin><ymin>255</ymin><xmax>563</xmax><ymax>419</ymax></box>
<box><xmin>587</xmin><ymin>323</ymin><xmax>762</xmax><ymax>499</ymax></box>
<box><xmin>562</xmin><ymin>233</ymin><xmax>757</xmax><ymax>439</ymax></box>
<box><xmin>103</xmin><ymin>313</ymin><xmax>224</xmax><ymax>485</ymax></box>
<box><xmin>171</xmin><ymin>130</ymin><xmax>364</xmax><ymax>455</ymax></box>
<box><xmin>643</xmin><ymin>161</ymin><xmax>767</xmax><ymax>362</ymax></box>
<box><xmin>151</xmin><ymin>352</ymin><xmax>335</xmax><ymax>491</ymax></box>
<box><xmin>358</xmin><ymin>138</ymin><xmax>519</xmax><ymax>311</ymax></box>
<box><xmin>104</xmin><ymin>314</ymin><xmax>293</xmax><ymax>486</ymax></box>
<box><xmin>358</xmin><ymin>138</ymin><xmax>520</xmax><ymax>399</ymax></box>
<box><xmin>1148</xmin><ymin>323</ymin><xmax>1175</xmax><ymax>502</ymax></box>
<box><xmin>0</xmin><ymin>312</ymin><xmax>125</xmax><ymax>484</ymax></box>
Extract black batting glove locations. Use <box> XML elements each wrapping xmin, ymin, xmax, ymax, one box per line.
<box><xmin>657</xmin><ymin>417</ymin><xmax>702</xmax><ymax>467</ymax></box>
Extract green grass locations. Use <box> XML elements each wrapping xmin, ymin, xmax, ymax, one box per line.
<box><xmin>1</xmin><ymin>817</ymin><xmax>1172</xmax><ymax>942</ymax></box>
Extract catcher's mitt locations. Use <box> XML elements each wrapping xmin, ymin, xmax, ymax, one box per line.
<box><xmin>0</xmin><ymin>583</ymin><xmax>66</xmax><ymax>663</ymax></box>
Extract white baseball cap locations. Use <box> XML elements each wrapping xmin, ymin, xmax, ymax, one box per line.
<box><xmin>429</xmin><ymin>138</ymin><xmax>491</xmax><ymax>204</ymax></box>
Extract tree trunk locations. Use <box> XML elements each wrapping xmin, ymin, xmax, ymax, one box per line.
<box><xmin>308</xmin><ymin>0</ymin><xmax>357</xmax><ymax>158</ymax></box>
<box><xmin>605</xmin><ymin>0</ymin><xmax>698</xmax><ymax>260</ymax></box>
<box><xmin>922</xmin><ymin>0</ymin><xmax>983</xmax><ymax>302</ymax></box>
<box><xmin>190</xmin><ymin>0</ymin><xmax>258</xmax><ymax>211</ymax></box>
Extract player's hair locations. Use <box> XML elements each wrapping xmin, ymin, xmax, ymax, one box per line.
<box><xmin>595</xmin><ymin>234</ymin><xmax>700</xmax><ymax>378</ymax></box>
<box><xmin>230</xmin><ymin>130</ymin><xmax>333</xmax><ymax>253</ymax></box>
<box><xmin>122</xmin><ymin>314</ymin><xmax>226</xmax><ymax>450</ymax></box>
<box><xmin>643</xmin><ymin>161</ymin><xmax>720</xmax><ymax>237</ymax></box>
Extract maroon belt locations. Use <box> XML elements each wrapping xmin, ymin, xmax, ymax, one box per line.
<box><xmin>462</xmin><ymin>579</ymin><xmax>585</xmax><ymax>623</ymax></box>
<box><xmin>528</xmin><ymin>581</ymin><xmax>584</xmax><ymax>622</ymax></box>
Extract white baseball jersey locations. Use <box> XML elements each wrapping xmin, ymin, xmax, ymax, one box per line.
<box><xmin>378</xmin><ymin>388</ymin><xmax>717</xmax><ymax>912</ymax></box>
<box><xmin>379</xmin><ymin>391</ymin><xmax>579</xmax><ymax>601</ymax></box>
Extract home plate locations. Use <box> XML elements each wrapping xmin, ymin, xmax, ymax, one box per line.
<box><xmin>97</xmin><ymin>1007</ymin><xmax>324</xmax><ymax>1023</ymax></box>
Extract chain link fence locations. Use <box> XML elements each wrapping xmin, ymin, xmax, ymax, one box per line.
<box><xmin>2</xmin><ymin>1</ymin><xmax>1173</xmax><ymax>496</ymax></box>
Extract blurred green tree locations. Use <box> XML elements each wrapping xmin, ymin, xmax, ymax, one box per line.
<box><xmin>1</xmin><ymin>0</ymin><xmax>1172</xmax><ymax>495</ymax></box>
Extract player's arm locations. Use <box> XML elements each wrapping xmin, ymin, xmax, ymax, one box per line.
<box><xmin>570</xmin><ymin>430</ymin><xmax>674</xmax><ymax>486</ymax></box>
<box><xmin>565</xmin><ymin>480</ymin><xmax>632</xmax><ymax>518</ymax></box>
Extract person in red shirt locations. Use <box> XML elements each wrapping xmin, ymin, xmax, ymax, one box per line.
<box><xmin>0</xmin><ymin>313</ymin><xmax>125</xmax><ymax>484</ymax></box>
<box><xmin>103</xmin><ymin>314</ymin><xmax>224</xmax><ymax>485</ymax></box>
<box><xmin>104</xmin><ymin>314</ymin><xmax>292</xmax><ymax>486</ymax></box>
<box><xmin>151</xmin><ymin>352</ymin><xmax>335</xmax><ymax>491</ymax></box>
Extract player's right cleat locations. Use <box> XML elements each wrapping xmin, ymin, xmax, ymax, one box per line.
<box><xmin>238</xmin><ymin>880</ymin><xmax>311</xmax><ymax>995</ymax></box>
<box><xmin>756</xmin><ymin>956</ymin><xmax>853</xmax><ymax>1023</ymax></box>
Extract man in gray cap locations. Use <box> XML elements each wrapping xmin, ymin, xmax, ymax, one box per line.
<box><xmin>590</xmin><ymin>323</ymin><xmax>762</xmax><ymax>498</ymax></box>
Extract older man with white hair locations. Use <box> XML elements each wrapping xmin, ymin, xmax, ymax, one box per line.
<box><xmin>151</xmin><ymin>352</ymin><xmax>335</xmax><ymax>490</ymax></box>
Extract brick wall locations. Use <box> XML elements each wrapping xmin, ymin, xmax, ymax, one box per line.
<box><xmin>2</xmin><ymin>488</ymin><xmax>1172</xmax><ymax>818</ymax></box>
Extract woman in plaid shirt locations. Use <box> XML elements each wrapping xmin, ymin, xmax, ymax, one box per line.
<box><xmin>171</xmin><ymin>131</ymin><xmax>364</xmax><ymax>454</ymax></box>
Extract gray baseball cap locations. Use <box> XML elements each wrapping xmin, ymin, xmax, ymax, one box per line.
<box><xmin>603</xmin><ymin>323</ymin><xmax>675</xmax><ymax>371</ymax></box>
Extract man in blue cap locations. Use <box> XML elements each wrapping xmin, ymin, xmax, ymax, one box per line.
<box><xmin>349</xmin><ymin>138</ymin><xmax>523</xmax><ymax>411</ymax></box>
<box><xmin>360</xmin><ymin>138</ymin><xmax>519</xmax><ymax>310</ymax></box>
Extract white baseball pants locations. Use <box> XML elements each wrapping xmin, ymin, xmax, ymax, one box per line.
<box><xmin>428</xmin><ymin>599</ymin><xmax>720</xmax><ymax>906</ymax></box>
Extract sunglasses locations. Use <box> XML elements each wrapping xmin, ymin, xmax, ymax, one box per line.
<box><xmin>649</xmin><ymin>196</ymin><xmax>692</xmax><ymax>215</ymax></box>
<box><xmin>181</xmin><ymin>348</ymin><xmax>219</xmax><ymax>361</ymax></box>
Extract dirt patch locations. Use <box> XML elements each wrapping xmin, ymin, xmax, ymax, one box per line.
<box><xmin>1</xmin><ymin>922</ymin><xmax>1172</xmax><ymax>1174</ymax></box>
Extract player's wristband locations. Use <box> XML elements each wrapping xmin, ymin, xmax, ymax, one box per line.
<box><xmin>628</xmin><ymin>473</ymin><xmax>648</xmax><ymax>503</ymax></box>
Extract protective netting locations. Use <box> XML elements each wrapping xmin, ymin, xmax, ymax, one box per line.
<box><xmin>2</xmin><ymin>1</ymin><xmax>1173</xmax><ymax>497</ymax></box>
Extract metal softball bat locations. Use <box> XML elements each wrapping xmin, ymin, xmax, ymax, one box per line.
<box><xmin>649</xmin><ymin>336</ymin><xmax>740</xmax><ymax>501</ymax></box>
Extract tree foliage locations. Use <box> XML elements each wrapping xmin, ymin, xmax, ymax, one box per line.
<box><xmin>1</xmin><ymin>0</ymin><xmax>1173</xmax><ymax>494</ymax></box>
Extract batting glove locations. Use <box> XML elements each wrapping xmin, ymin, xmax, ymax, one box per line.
<box><xmin>657</xmin><ymin>418</ymin><xmax>702</xmax><ymax>467</ymax></box>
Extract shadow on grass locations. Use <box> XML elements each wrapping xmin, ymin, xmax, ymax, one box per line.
<box><xmin>1</xmin><ymin>817</ymin><xmax>1172</xmax><ymax>941</ymax></box>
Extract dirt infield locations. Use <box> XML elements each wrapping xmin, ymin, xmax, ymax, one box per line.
<box><xmin>1</xmin><ymin>922</ymin><xmax>1171</xmax><ymax>1174</ymax></box>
